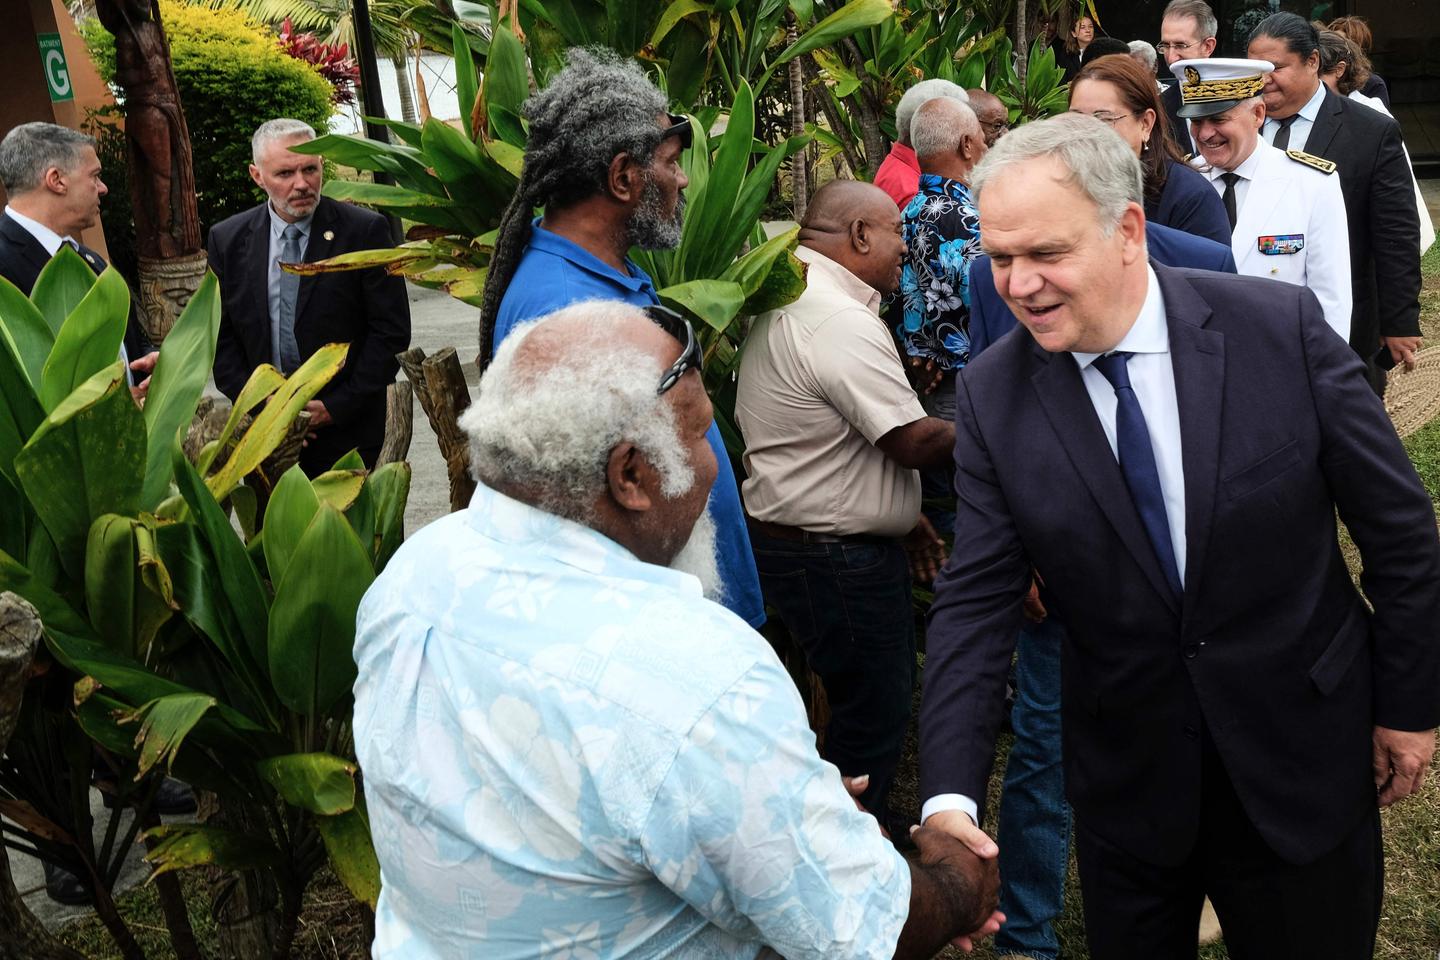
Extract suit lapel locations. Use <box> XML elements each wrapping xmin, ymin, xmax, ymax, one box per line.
<box><xmin>0</xmin><ymin>216</ymin><xmax>54</xmax><ymax>288</ymax></box>
<box><xmin>294</xmin><ymin>199</ymin><xmax>335</xmax><ymax>324</ymax></box>
<box><xmin>1029</xmin><ymin>344</ymin><xmax>1181</xmax><ymax>612</ymax></box>
<box><xmin>247</xmin><ymin>205</ymin><xmax>272</xmax><ymax>363</ymax></box>
<box><xmin>1154</xmin><ymin>267</ymin><xmax>1224</xmax><ymax>609</ymax></box>
<box><xmin>1304</xmin><ymin>87</ymin><xmax>1344</xmax><ymax>161</ymax></box>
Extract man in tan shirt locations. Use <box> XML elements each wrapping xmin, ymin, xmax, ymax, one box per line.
<box><xmin>737</xmin><ymin>180</ymin><xmax>955</xmax><ymax>826</ymax></box>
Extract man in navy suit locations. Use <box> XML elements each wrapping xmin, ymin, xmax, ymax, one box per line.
<box><xmin>920</xmin><ymin>113</ymin><xmax>1440</xmax><ymax>958</ymax></box>
<box><xmin>966</xmin><ymin>218</ymin><xmax>1235</xmax><ymax>960</ymax></box>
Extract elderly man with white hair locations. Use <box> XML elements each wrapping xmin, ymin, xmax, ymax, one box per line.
<box><xmin>353</xmin><ymin>300</ymin><xmax>1003</xmax><ymax>959</ymax></box>
<box><xmin>873</xmin><ymin>79</ymin><xmax>970</xmax><ymax>209</ymax></box>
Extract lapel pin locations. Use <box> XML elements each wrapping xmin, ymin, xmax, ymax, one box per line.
<box><xmin>323</xmin><ymin>230</ymin><xmax>335</xmax><ymax>241</ymax></box>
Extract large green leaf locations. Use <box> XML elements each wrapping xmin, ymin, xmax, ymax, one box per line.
<box><xmin>720</xmin><ymin>227</ymin><xmax>808</xmax><ymax>315</ymax></box>
<box><xmin>0</xmin><ymin>548</ymin><xmax>96</xmax><ymax>644</ymax></box>
<box><xmin>39</xmin><ymin>267</ymin><xmax>130</xmax><ymax>412</ymax></box>
<box><xmin>85</xmin><ymin>515</ymin><xmax>174</xmax><ymax>659</ymax></box>
<box><xmin>317</xmin><ymin>803</ymin><xmax>381</xmax><ymax>909</ymax></box>
<box><xmin>482</xmin><ymin>13</ymin><xmax>531</xmax><ymax>145</ymax></box>
<box><xmin>649</xmin><ymin>0</ymin><xmax>712</xmax><ymax>48</ymax></box>
<box><xmin>267</xmin><ymin>505</ymin><xmax>374</xmax><ymax>716</ymax></box>
<box><xmin>659</xmin><ymin>279</ymin><xmax>747</xmax><ymax>335</ymax></box>
<box><xmin>0</xmin><ymin>326</ymin><xmax>45</xmax><ymax>485</ymax></box>
<box><xmin>758</xmin><ymin>0</ymin><xmax>893</xmax><ymax>91</ymax></box>
<box><xmin>679</xmin><ymin>81</ymin><xmax>755</xmax><ymax>280</ymax></box>
<box><xmin>15</xmin><ymin>363</ymin><xmax>144</xmax><ymax>581</ymax></box>
<box><xmin>141</xmin><ymin>272</ymin><xmax>220</xmax><ymax>509</ymax></box>
<box><xmin>0</xmin><ymin>275</ymin><xmax>55</xmax><ymax>388</ymax></box>
<box><xmin>205</xmin><ymin>342</ymin><xmax>348</xmax><ymax>501</ymax></box>
<box><xmin>262</xmin><ymin>467</ymin><xmax>322</xmax><ymax>588</ymax></box>
<box><xmin>453</xmin><ymin>22</ymin><xmax>480</xmax><ymax>138</ymax></box>
<box><xmin>256</xmin><ymin>752</ymin><xmax>357</xmax><ymax>816</ymax></box>
<box><xmin>197</xmin><ymin>365</ymin><xmax>287</xmax><ymax>475</ymax></box>
<box><xmin>321</xmin><ymin>181</ymin><xmax>474</xmax><ymax>236</ymax></box>
<box><xmin>142</xmin><ymin>824</ymin><xmax>281</xmax><ymax>880</ymax></box>
<box><xmin>30</xmin><ymin>244</ymin><xmax>96</xmax><ymax>337</ymax></box>
<box><xmin>74</xmin><ymin>692</ymin><xmax>239</xmax><ymax>799</ymax></box>
<box><xmin>114</xmin><ymin>693</ymin><xmax>217</xmax><ymax>779</ymax></box>
<box><xmin>366</xmin><ymin>461</ymin><xmax>411</xmax><ymax>571</ymax></box>
<box><xmin>722</xmin><ymin>132</ymin><xmax>810</xmax><ymax>265</ymax></box>
<box><xmin>287</xmin><ymin>247</ymin><xmax>431</xmax><ymax>276</ymax></box>
<box><xmin>419</xmin><ymin>118</ymin><xmax>516</xmax><ymax>224</ymax></box>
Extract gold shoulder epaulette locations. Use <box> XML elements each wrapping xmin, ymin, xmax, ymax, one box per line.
<box><xmin>1182</xmin><ymin>152</ymin><xmax>1194</xmax><ymax>162</ymax></box>
<box><xmin>1285</xmin><ymin>149</ymin><xmax>1336</xmax><ymax>174</ymax></box>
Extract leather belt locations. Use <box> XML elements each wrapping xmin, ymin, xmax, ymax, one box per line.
<box><xmin>746</xmin><ymin>518</ymin><xmax>893</xmax><ymax>546</ymax></box>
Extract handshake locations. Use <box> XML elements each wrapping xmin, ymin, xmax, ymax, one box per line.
<box><xmin>898</xmin><ymin>812</ymin><xmax>1004</xmax><ymax>958</ymax></box>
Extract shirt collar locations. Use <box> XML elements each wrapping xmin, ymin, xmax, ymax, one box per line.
<box><xmin>794</xmin><ymin>244</ymin><xmax>884</xmax><ymax>316</ymax></box>
<box><xmin>528</xmin><ymin>218</ymin><xmax>655</xmax><ymax>294</ymax></box>
<box><xmin>887</xmin><ymin>142</ymin><xmax>919</xmax><ymax>172</ymax></box>
<box><xmin>916</xmin><ymin>173</ymin><xmax>973</xmax><ymax>197</ymax></box>
<box><xmin>1206</xmin><ymin>136</ymin><xmax>1268</xmax><ymax>182</ymax></box>
<box><xmin>268</xmin><ymin>203</ymin><xmax>313</xmax><ymax>241</ymax></box>
<box><xmin>464</xmin><ymin>481</ymin><xmax>701</xmax><ymax>596</ymax></box>
<box><xmin>5</xmin><ymin>206</ymin><xmax>67</xmax><ymax>256</ymax></box>
<box><xmin>1072</xmin><ymin>266</ymin><xmax>1167</xmax><ymax>370</ymax></box>
<box><xmin>1296</xmin><ymin>81</ymin><xmax>1327</xmax><ymax>123</ymax></box>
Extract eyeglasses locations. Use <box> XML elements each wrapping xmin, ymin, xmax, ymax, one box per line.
<box><xmin>661</xmin><ymin>113</ymin><xmax>693</xmax><ymax>151</ymax></box>
<box><xmin>644</xmin><ymin>304</ymin><xmax>703</xmax><ymax>395</ymax></box>
<box><xmin>979</xmin><ymin>118</ymin><xmax>1010</xmax><ymax>133</ymax></box>
<box><xmin>1155</xmin><ymin>40</ymin><xmax>1200</xmax><ymax>54</ymax></box>
<box><xmin>1080</xmin><ymin>110</ymin><xmax>1138</xmax><ymax>125</ymax></box>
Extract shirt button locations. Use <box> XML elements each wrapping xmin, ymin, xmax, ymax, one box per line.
<box><xmin>1183</xmin><ymin>643</ymin><xmax>1199</xmax><ymax>659</ymax></box>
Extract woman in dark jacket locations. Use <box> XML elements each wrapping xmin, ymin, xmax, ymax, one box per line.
<box><xmin>1068</xmin><ymin>53</ymin><xmax>1231</xmax><ymax>246</ymax></box>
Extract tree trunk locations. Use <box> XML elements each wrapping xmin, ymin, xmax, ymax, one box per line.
<box><xmin>398</xmin><ymin>348</ymin><xmax>476</xmax><ymax>514</ymax></box>
<box><xmin>94</xmin><ymin>0</ymin><xmax>204</xmax><ymax>344</ymax></box>
<box><xmin>391</xmin><ymin>53</ymin><xmax>418</xmax><ymax>125</ymax></box>
<box><xmin>786</xmin><ymin>12</ymin><xmax>808</xmax><ymax>221</ymax></box>
<box><xmin>1016</xmin><ymin>0</ymin><xmax>1030</xmax><ymax>82</ymax></box>
<box><xmin>0</xmin><ymin>595</ymin><xmax>86</xmax><ymax>960</ymax></box>
<box><xmin>141</xmin><ymin>810</ymin><xmax>200</xmax><ymax>960</ymax></box>
<box><xmin>839</xmin><ymin>37</ymin><xmax>887</xmax><ymax>174</ymax></box>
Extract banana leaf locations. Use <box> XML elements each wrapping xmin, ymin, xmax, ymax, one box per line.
<box><xmin>15</xmin><ymin>363</ymin><xmax>144</xmax><ymax>582</ymax></box>
<box><xmin>267</xmin><ymin>505</ymin><xmax>374</xmax><ymax>717</ymax></box>
<box><xmin>256</xmin><ymin>753</ymin><xmax>357</xmax><ymax>816</ymax></box>
<box><xmin>316</xmin><ymin>803</ymin><xmax>381</xmax><ymax>909</ymax></box>
<box><xmin>140</xmin><ymin>272</ymin><xmax>220</xmax><ymax>509</ymax></box>
<box><xmin>659</xmin><ymin>279</ymin><xmax>748</xmax><ymax>335</ymax></box>
<box><xmin>113</xmin><ymin>693</ymin><xmax>218</xmax><ymax>779</ymax></box>
<box><xmin>30</xmin><ymin>246</ymin><xmax>96</xmax><ymax>338</ymax></box>
<box><xmin>39</xmin><ymin>268</ymin><xmax>130</xmax><ymax>413</ymax></box>
<box><xmin>84</xmin><ymin>515</ymin><xmax>174</xmax><ymax>660</ymax></box>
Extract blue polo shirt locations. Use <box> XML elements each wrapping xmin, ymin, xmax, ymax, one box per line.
<box><xmin>494</xmin><ymin>220</ymin><xmax>765</xmax><ymax>628</ymax></box>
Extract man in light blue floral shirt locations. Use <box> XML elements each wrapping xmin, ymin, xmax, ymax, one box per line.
<box><xmin>353</xmin><ymin>300</ymin><xmax>1001</xmax><ymax>959</ymax></box>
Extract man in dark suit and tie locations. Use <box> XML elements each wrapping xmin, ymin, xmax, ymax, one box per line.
<box><xmin>919</xmin><ymin>113</ymin><xmax>1440</xmax><ymax>958</ymax></box>
<box><xmin>0</xmin><ymin>122</ymin><xmax>155</xmax><ymax>395</ymax></box>
<box><xmin>1156</xmin><ymin>0</ymin><xmax>1218</xmax><ymax>156</ymax></box>
<box><xmin>1248</xmin><ymin>13</ymin><xmax>1421</xmax><ymax>394</ymax></box>
<box><xmin>209</xmin><ymin>118</ymin><xmax>410</xmax><ymax>475</ymax></box>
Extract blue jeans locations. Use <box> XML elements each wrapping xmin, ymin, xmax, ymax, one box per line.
<box><xmin>994</xmin><ymin>616</ymin><xmax>1071</xmax><ymax>960</ymax></box>
<box><xmin>749</xmin><ymin>530</ymin><xmax>915</xmax><ymax>815</ymax></box>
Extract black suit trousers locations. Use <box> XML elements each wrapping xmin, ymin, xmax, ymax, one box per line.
<box><xmin>1074</xmin><ymin>726</ymin><xmax>1383</xmax><ymax>960</ymax></box>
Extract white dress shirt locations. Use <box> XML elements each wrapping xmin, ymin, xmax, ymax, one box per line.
<box><xmin>1199</xmin><ymin>135</ymin><xmax>1264</xmax><ymax>217</ymax></box>
<box><xmin>922</xmin><ymin>267</ymin><xmax>1187</xmax><ymax>828</ymax></box>
<box><xmin>4</xmin><ymin>206</ymin><xmax>132</xmax><ymax>385</ymax></box>
<box><xmin>1262</xmin><ymin>81</ymin><xmax>1326</xmax><ymax>154</ymax></box>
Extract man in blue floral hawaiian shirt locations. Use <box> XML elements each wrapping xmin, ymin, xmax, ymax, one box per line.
<box><xmin>898</xmin><ymin>96</ymin><xmax>989</xmax><ymax>532</ymax></box>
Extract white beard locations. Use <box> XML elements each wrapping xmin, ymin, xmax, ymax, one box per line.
<box><xmin>670</xmin><ymin>507</ymin><xmax>724</xmax><ymax>604</ymax></box>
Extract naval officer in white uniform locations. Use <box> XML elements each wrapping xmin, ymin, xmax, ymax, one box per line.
<box><xmin>1174</xmin><ymin>58</ymin><xmax>1352</xmax><ymax>342</ymax></box>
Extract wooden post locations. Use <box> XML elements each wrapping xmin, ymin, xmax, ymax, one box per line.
<box><xmin>398</xmin><ymin>347</ymin><xmax>476</xmax><ymax>513</ymax></box>
<box><xmin>377</xmin><ymin>381</ymin><xmax>414</xmax><ymax>467</ymax></box>
<box><xmin>0</xmin><ymin>595</ymin><xmax>87</xmax><ymax>960</ymax></box>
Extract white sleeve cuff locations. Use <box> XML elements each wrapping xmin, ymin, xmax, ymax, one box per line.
<box><xmin>921</xmin><ymin>793</ymin><xmax>979</xmax><ymax>826</ymax></box>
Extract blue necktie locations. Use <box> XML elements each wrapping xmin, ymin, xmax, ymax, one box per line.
<box><xmin>1091</xmin><ymin>352</ymin><xmax>1182</xmax><ymax>598</ymax></box>
<box><xmin>277</xmin><ymin>224</ymin><xmax>303</xmax><ymax>373</ymax></box>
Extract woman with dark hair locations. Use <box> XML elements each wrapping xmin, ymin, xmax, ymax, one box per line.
<box><xmin>1069</xmin><ymin>53</ymin><xmax>1231</xmax><ymax>245</ymax></box>
<box><xmin>1328</xmin><ymin>15</ymin><xmax>1390</xmax><ymax>109</ymax></box>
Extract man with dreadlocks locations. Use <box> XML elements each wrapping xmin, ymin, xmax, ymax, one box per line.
<box><xmin>478</xmin><ymin>48</ymin><xmax>765</xmax><ymax>630</ymax></box>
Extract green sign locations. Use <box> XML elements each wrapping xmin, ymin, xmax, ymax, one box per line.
<box><xmin>37</xmin><ymin>33</ymin><xmax>73</xmax><ymax>103</ymax></box>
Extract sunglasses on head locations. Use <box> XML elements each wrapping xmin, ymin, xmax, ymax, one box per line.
<box><xmin>644</xmin><ymin>304</ymin><xmax>702</xmax><ymax>396</ymax></box>
<box><xmin>661</xmin><ymin>113</ymin><xmax>693</xmax><ymax>151</ymax></box>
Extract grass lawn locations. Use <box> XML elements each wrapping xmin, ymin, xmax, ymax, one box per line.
<box><xmin>56</xmin><ymin>241</ymin><xmax>1440</xmax><ymax>960</ymax></box>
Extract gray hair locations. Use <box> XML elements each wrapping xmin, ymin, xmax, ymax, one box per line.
<box><xmin>910</xmin><ymin>98</ymin><xmax>981</xmax><ymax>161</ymax></box>
<box><xmin>251</xmin><ymin>119</ymin><xmax>317</xmax><ymax>165</ymax></box>
<box><xmin>894</xmin><ymin>79</ymin><xmax>969</xmax><ymax>147</ymax></box>
<box><xmin>0</xmin><ymin>122</ymin><xmax>96</xmax><ymax>195</ymax></box>
<box><xmin>461</xmin><ymin>300</ymin><xmax>694</xmax><ymax>524</ymax></box>
<box><xmin>1162</xmin><ymin>0</ymin><xmax>1218</xmax><ymax>40</ymax></box>
<box><xmin>1128</xmin><ymin>39</ymin><xmax>1158</xmax><ymax>71</ymax></box>
<box><xmin>971</xmin><ymin>113</ymin><xmax>1143</xmax><ymax>237</ymax></box>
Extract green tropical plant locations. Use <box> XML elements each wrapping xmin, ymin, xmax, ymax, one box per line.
<box><xmin>0</xmin><ymin>249</ymin><xmax>404</xmax><ymax>959</ymax></box>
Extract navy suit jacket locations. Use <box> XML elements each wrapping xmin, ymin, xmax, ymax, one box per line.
<box><xmin>968</xmin><ymin>221</ymin><xmax>1236</xmax><ymax>358</ymax></box>
<box><xmin>208</xmin><ymin>197</ymin><xmax>410</xmax><ymax>473</ymax></box>
<box><xmin>920</xmin><ymin>265</ymin><xmax>1440</xmax><ymax>868</ymax></box>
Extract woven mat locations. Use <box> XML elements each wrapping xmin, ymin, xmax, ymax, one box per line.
<box><xmin>1386</xmin><ymin>344</ymin><xmax>1440</xmax><ymax>438</ymax></box>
